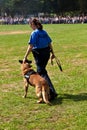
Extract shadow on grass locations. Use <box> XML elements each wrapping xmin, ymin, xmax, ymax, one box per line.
<box><xmin>52</xmin><ymin>93</ymin><xmax>87</xmax><ymax>105</ymax></box>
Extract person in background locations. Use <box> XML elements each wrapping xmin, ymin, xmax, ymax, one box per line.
<box><xmin>23</xmin><ymin>19</ymin><xmax>57</xmax><ymax>99</ymax></box>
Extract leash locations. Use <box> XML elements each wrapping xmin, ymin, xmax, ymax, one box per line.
<box><xmin>51</xmin><ymin>55</ymin><xmax>63</xmax><ymax>72</ymax></box>
<box><xmin>55</xmin><ymin>56</ymin><xmax>63</xmax><ymax>72</ymax></box>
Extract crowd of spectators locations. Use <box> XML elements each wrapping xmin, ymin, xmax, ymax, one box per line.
<box><xmin>0</xmin><ymin>15</ymin><xmax>87</xmax><ymax>25</ymax></box>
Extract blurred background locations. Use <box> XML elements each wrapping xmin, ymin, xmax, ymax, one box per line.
<box><xmin>0</xmin><ymin>0</ymin><xmax>87</xmax><ymax>24</ymax></box>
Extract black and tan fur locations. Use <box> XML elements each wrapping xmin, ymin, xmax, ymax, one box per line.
<box><xmin>19</xmin><ymin>60</ymin><xmax>51</xmax><ymax>105</ymax></box>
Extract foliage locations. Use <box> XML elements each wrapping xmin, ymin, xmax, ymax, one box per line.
<box><xmin>0</xmin><ymin>0</ymin><xmax>87</xmax><ymax>16</ymax></box>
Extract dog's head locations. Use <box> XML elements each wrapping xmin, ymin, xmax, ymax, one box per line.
<box><xmin>19</xmin><ymin>60</ymin><xmax>32</xmax><ymax>73</ymax></box>
<box><xmin>19</xmin><ymin>59</ymin><xmax>32</xmax><ymax>64</ymax></box>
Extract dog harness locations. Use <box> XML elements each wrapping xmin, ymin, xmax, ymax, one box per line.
<box><xmin>24</xmin><ymin>70</ymin><xmax>36</xmax><ymax>80</ymax></box>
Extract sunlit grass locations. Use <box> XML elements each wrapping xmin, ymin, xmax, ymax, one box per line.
<box><xmin>0</xmin><ymin>24</ymin><xmax>87</xmax><ymax>130</ymax></box>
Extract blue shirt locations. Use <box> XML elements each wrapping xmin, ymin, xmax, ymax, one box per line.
<box><xmin>28</xmin><ymin>29</ymin><xmax>52</xmax><ymax>49</ymax></box>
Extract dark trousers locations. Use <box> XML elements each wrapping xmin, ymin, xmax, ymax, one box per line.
<box><xmin>32</xmin><ymin>47</ymin><xmax>57</xmax><ymax>94</ymax></box>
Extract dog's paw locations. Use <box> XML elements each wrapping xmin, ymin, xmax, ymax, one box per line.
<box><xmin>22</xmin><ymin>95</ymin><xmax>26</xmax><ymax>98</ymax></box>
<box><xmin>45</xmin><ymin>101</ymin><xmax>52</xmax><ymax>106</ymax></box>
<box><xmin>48</xmin><ymin>102</ymin><xmax>52</xmax><ymax>106</ymax></box>
<box><xmin>37</xmin><ymin>100</ymin><xmax>43</xmax><ymax>104</ymax></box>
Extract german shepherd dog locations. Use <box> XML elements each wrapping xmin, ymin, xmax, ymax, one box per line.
<box><xmin>19</xmin><ymin>60</ymin><xmax>51</xmax><ymax>105</ymax></box>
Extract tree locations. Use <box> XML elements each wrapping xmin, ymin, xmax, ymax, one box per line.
<box><xmin>78</xmin><ymin>0</ymin><xmax>87</xmax><ymax>13</ymax></box>
<box><xmin>58</xmin><ymin>0</ymin><xmax>79</xmax><ymax>12</ymax></box>
<box><xmin>13</xmin><ymin>0</ymin><xmax>43</xmax><ymax>16</ymax></box>
<box><xmin>0</xmin><ymin>0</ymin><xmax>87</xmax><ymax>16</ymax></box>
<box><xmin>0</xmin><ymin>0</ymin><xmax>15</xmax><ymax>16</ymax></box>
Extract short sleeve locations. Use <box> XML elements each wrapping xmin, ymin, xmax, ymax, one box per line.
<box><xmin>47</xmin><ymin>34</ymin><xmax>52</xmax><ymax>44</ymax></box>
<box><xmin>28</xmin><ymin>32</ymin><xmax>38</xmax><ymax>45</ymax></box>
<box><xmin>45</xmin><ymin>31</ymin><xmax>52</xmax><ymax>44</ymax></box>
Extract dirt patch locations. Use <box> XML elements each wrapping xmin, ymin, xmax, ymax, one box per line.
<box><xmin>72</xmin><ymin>58</ymin><xmax>87</xmax><ymax>66</ymax></box>
<box><xmin>0</xmin><ymin>30</ymin><xmax>30</xmax><ymax>35</ymax></box>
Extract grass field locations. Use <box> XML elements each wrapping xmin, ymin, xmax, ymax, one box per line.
<box><xmin>0</xmin><ymin>24</ymin><xmax>87</xmax><ymax>130</ymax></box>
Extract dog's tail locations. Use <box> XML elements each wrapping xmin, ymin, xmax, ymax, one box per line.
<box><xmin>42</xmin><ymin>85</ymin><xmax>52</xmax><ymax>105</ymax></box>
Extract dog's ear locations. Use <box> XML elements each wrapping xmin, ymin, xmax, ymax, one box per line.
<box><xmin>25</xmin><ymin>60</ymin><xmax>32</xmax><ymax>64</ymax></box>
<box><xmin>19</xmin><ymin>60</ymin><xmax>23</xmax><ymax>64</ymax></box>
<box><xmin>19</xmin><ymin>59</ymin><xmax>32</xmax><ymax>64</ymax></box>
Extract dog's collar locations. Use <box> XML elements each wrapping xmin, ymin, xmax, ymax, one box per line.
<box><xmin>24</xmin><ymin>70</ymin><xmax>36</xmax><ymax>79</ymax></box>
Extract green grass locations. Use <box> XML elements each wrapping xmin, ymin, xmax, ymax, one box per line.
<box><xmin>0</xmin><ymin>24</ymin><xmax>30</xmax><ymax>32</ymax></box>
<box><xmin>0</xmin><ymin>24</ymin><xmax>87</xmax><ymax>130</ymax></box>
